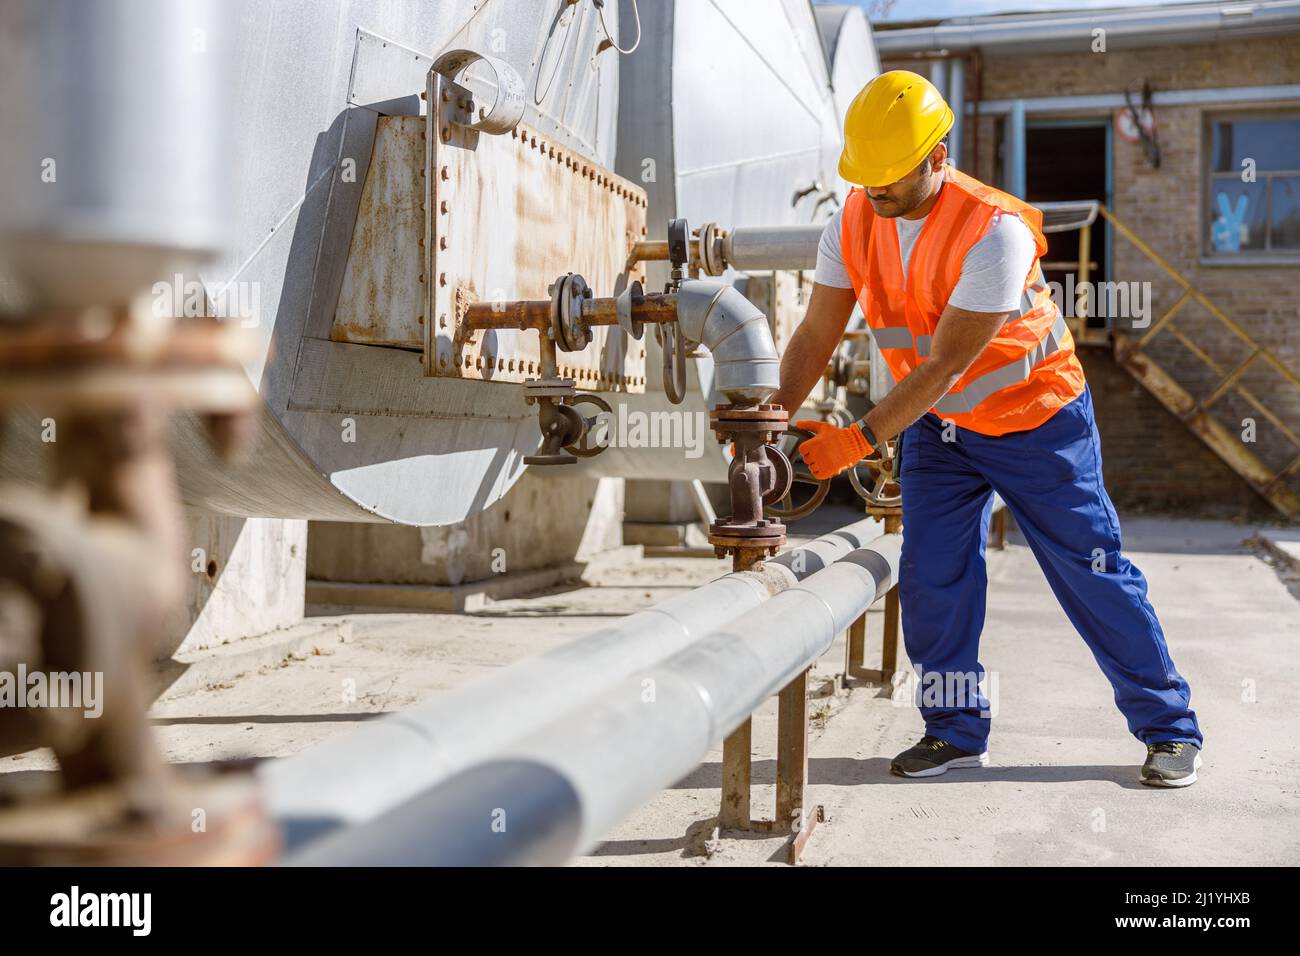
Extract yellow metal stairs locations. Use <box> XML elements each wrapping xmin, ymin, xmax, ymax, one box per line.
<box><xmin>1083</xmin><ymin>206</ymin><xmax>1300</xmax><ymax>519</ymax></box>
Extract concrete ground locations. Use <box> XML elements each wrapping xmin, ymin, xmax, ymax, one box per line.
<box><xmin>3</xmin><ymin>509</ymin><xmax>1297</xmax><ymax>865</ymax></box>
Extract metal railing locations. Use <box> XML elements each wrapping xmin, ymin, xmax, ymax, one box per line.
<box><xmin>1098</xmin><ymin>204</ymin><xmax>1300</xmax><ymax>518</ymax></box>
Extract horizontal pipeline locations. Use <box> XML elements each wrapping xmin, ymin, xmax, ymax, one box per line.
<box><xmin>261</xmin><ymin>516</ymin><xmax>887</xmax><ymax>848</ymax></box>
<box><xmin>285</xmin><ymin>534</ymin><xmax>902</xmax><ymax>866</ymax></box>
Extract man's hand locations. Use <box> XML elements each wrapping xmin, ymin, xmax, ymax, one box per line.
<box><xmin>794</xmin><ymin>420</ymin><xmax>874</xmax><ymax>479</ymax></box>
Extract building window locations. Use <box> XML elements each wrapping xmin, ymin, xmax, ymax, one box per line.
<box><xmin>1204</xmin><ymin>112</ymin><xmax>1300</xmax><ymax>260</ymax></box>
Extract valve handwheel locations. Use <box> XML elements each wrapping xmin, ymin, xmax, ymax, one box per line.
<box><xmin>562</xmin><ymin>393</ymin><xmax>613</xmax><ymax>458</ymax></box>
<box><xmin>848</xmin><ymin>438</ymin><xmax>902</xmax><ymax>508</ymax></box>
<box><xmin>763</xmin><ymin>425</ymin><xmax>832</xmax><ymax>521</ymax></box>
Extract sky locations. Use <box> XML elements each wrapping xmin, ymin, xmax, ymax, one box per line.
<box><xmin>826</xmin><ymin>0</ymin><xmax>1207</xmax><ymax>25</ymax></box>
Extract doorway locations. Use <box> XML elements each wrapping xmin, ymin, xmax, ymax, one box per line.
<box><xmin>1025</xmin><ymin>121</ymin><xmax>1111</xmax><ymax>328</ymax></box>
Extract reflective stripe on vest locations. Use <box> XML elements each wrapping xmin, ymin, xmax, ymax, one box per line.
<box><xmin>932</xmin><ymin>314</ymin><xmax>1070</xmax><ymax>415</ymax></box>
<box><xmin>869</xmin><ymin>326</ymin><xmax>914</xmax><ymax>350</ymax></box>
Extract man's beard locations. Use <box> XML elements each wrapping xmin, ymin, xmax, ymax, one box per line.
<box><xmin>868</xmin><ymin>176</ymin><xmax>933</xmax><ymax>218</ymax></box>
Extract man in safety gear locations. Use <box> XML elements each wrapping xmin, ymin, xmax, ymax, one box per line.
<box><xmin>772</xmin><ymin>70</ymin><xmax>1203</xmax><ymax>787</ymax></box>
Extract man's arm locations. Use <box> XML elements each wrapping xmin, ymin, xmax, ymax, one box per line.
<box><xmin>860</xmin><ymin>303</ymin><xmax>1012</xmax><ymax>443</ymax></box>
<box><xmin>770</xmin><ymin>282</ymin><xmax>858</xmax><ymax>416</ymax></box>
<box><xmin>792</xmin><ymin>301</ymin><xmax>1013</xmax><ymax>480</ymax></box>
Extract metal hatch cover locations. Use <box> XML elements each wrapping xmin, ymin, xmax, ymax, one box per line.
<box><xmin>424</xmin><ymin>69</ymin><xmax>649</xmax><ymax>393</ymax></box>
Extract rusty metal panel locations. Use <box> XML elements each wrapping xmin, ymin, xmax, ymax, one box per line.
<box><xmin>331</xmin><ymin>111</ymin><xmax>649</xmax><ymax>394</ymax></box>
<box><xmin>332</xmin><ymin>116</ymin><xmax>428</xmax><ymax>348</ymax></box>
<box><xmin>426</xmin><ymin>84</ymin><xmax>649</xmax><ymax>393</ymax></box>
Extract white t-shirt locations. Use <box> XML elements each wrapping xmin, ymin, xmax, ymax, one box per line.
<box><xmin>815</xmin><ymin>202</ymin><xmax>1038</xmax><ymax>314</ymax></box>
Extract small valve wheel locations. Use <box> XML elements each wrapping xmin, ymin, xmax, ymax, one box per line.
<box><xmin>848</xmin><ymin>439</ymin><xmax>901</xmax><ymax>508</ymax></box>
<box><xmin>763</xmin><ymin>424</ymin><xmax>832</xmax><ymax>521</ymax></box>
<box><xmin>562</xmin><ymin>393</ymin><xmax>613</xmax><ymax>459</ymax></box>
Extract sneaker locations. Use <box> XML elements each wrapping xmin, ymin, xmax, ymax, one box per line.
<box><xmin>1140</xmin><ymin>741</ymin><xmax>1201</xmax><ymax>788</ymax></box>
<box><xmin>890</xmin><ymin>735</ymin><xmax>989</xmax><ymax>778</ymax></box>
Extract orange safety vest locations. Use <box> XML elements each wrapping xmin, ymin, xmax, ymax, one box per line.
<box><xmin>841</xmin><ymin>165</ymin><xmax>1086</xmax><ymax>437</ymax></box>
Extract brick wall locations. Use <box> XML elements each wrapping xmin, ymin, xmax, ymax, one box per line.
<box><xmin>1079</xmin><ymin>345</ymin><xmax>1276</xmax><ymax>520</ymax></box>
<box><xmin>884</xmin><ymin>36</ymin><xmax>1300</xmax><ymax>517</ymax></box>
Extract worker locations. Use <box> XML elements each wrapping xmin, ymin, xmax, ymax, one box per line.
<box><xmin>771</xmin><ymin>70</ymin><xmax>1203</xmax><ymax>787</ymax></box>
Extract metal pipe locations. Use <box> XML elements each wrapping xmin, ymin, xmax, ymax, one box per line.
<box><xmin>626</xmin><ymin>238</ymin><xmax>674</xmax><ymax>264</ymax></box>
<box><xmin>674</xmin><ymin>279</ymin><xmax>780</xmax><ymax>403</ymax></box>
<box><xmin>0</xmin><ymin>0</ymin><xmax>233</xmax><ymax>309</ymax></box>
<box><xmin>284</xmin><ymin>760</ymin><xmax>583</xmax><ymax>868</ymax></box>
<box><xmin>1004</xmin><ymin>99</ymin><xmax>1026</xmax><ymax>198</ymax></box>
<box><xmin>722</xmin><ymin>225</ymin><xmax>823</xmax><ymax>271</ymax></box>
<box><xmin>628</xmin><ymin>224</ymin><xmax>823</xmax><ymax>273</ymax></box>
<box><xmin>874</xmin><ymin>2</ymin><xmax>1300</xmax><ymax>55</ymax></box>
<box><xmin>948</xmin><ymin>57</ymin><xmax>965</xmax><ymax>170</ymax></box>
<box><xmin>261</xmin><ymin>515</ymin><xmax>885</xmax><ymax>847</ymax></box>
<box><xmin>928</xmin><ymin>59</ymin><xmax>949</xmax><ymax>114</ymax></box>
<box><xmin>463</xmin><ymin>293</ymin><xmax>678</xmax><ymax>332</ymax></box>
<box><xmin>284</xmin><ymin>535</ymin><xmax>902</xmax><ymax>866</ymax></box>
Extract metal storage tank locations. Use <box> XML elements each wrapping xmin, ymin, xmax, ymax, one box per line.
<box><xmin>816</xmin><ymin>4</ymin><xmax>882</xmax><ymax>147</ymax></box>
<box><xmin>1</xmin><ymin>0</ymin><xmax>627</xmax><ymax>527</ymax></box>
<box><xmin>1</xmin><ymin>0</ymin><xmax>860</xmax><ymax>521</ymax></box>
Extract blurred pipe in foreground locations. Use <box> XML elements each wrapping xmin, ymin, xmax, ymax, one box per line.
<box><xmin>0</xmin><ymin>0</ymin><xmax>232</xmax><ymax>310</ymax></box>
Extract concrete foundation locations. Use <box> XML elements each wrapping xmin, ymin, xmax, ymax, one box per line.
<box><xmin>306</xmin><ymin>472</ymin><xmax>625</xmax><ymax>587</ymax></box>
<box><xmin>167</xmin><ymin>515</ymin><xmax>308</xmax><ymax>656</ymax></box>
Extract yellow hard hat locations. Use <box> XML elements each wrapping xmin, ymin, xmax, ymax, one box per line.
<box><xmin>838</xmin><ymin>70</ymin><xmax>954</xmax><ymax>188</ymax></box>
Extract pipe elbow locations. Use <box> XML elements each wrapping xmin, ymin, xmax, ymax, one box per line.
<box><xmin>674</xmin><ymin>280</ymin><xmax>780</xmax><ymax>405</ymax></box>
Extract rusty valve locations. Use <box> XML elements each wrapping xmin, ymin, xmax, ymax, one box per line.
<box><xmin>465</xmin><ymin>271</ymin><xmax>671</xmax><ymax>467</ymax></box>
<box><xmin>707</xmin><ymin>404</ymin><xmax>792</xmax><ymax>572</ymax></box>
<box><xmin>764</xmin><ymin>424</ymin><xmax>833</xmax><ymax>521</ymax></box>
<box><xmin>522</xmin><ymin>378</ymin><xmax>611</xmax><ymax>466</ymax></box>
<box><xmin>0</xmin><ymin>303</ymin><xmax>275</xmax><ymax>865</ymax></box>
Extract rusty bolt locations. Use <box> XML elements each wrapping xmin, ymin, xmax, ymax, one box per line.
<box><xmin>439</xmin><ymin>273</ymin><xmax>447</xmax><ymax>287</ymax></box>
<box><xmin>439</xmin><ymin>237</ymin><xmax>448</xmax><ymax>250</ymax></box>
<box><xmin>440</xmin><ymin>166</ymin><xmax>450</xmax><ymax>181</ymax></box>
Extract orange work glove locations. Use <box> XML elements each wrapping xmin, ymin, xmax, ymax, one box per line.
<box><xmin>794</xmin><ymin>420</ymin><xmax>874</xmax><ymax>480</ymax></box>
